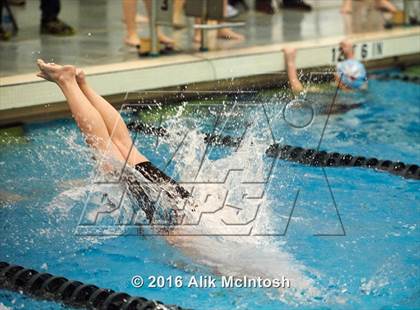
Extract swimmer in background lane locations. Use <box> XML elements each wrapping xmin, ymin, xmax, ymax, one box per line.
<box><xmin>282</xmin><ymin>40</ymin><xmax>368</xmax><ymax>114</ymax></box>
<box><xmin>283</xmin><ymin>40</ymin><xmax>368</xmax><ymax>95</ymax></box>
<box><xmin>35</xmin><ymin>59</ymin><xmax>190</xmax><ymax>225</ymax></box>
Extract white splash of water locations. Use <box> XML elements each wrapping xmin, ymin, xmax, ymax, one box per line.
<box><xmin>156</xmin><ymin>110</ymin><xmax>325</xmax><ymax>304</ymax></box>
<box><xmin>44</xmin><ymin>104</ymin><xmax>328</xmax><ymax>304</ymax></box>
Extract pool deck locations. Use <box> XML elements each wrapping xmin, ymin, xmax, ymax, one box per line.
<box><xmin>0</xmin><ymin>0</ymin><xmax>419</xmax><ymax>125</ymax></box>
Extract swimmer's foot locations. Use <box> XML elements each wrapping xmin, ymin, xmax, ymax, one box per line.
<box><xmin>125</xmin><ymin>33</ymin><xmax>141</xmax><ymax>48</ymax></box>
<box><xmin>36</xmin><ymin>59</ymin><xmax>76</xmax><ymax>84</ymax></box>
<box><xmin>122</xmin><ymin>14</ymin><xmax>148</xmax><ymax>24</ymax></box>
<box><xmin>125</xmin><ymin>34</ymin><xmax>141</xmax><ymax>53</ymax></box>
<box><xmin>217</xmin><ymin>28</ymin><xmax>245</xmax><ymax>41</ymax></box>
<box><xmin>75</xmin><ymin>68</ymin><xmax>86</xmax><ymax>86</ymax></box>
<box><xmin>158</xmin><ymin>32</ymin><xmax>175</xmax><ymax>48</ymax></box>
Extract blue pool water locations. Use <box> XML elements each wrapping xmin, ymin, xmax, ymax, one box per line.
<box><xmin>0</xmin><ymin>75</ymin><xmax>419</xmax><ymax>309</ymax></box>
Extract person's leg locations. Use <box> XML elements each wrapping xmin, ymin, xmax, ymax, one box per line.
<box><xmin>375</xmin><ymin>0</ymin><xmax>397</xmax><ymax>13</ymax></box>
<box><xmin>0</xmin><ymin>0</ymin><xmax>5</xmax><ymax>40</ymax></box>
<box><xmin>143</xmin><ymin>0</ymin><xmax>175</xmax><ymax>46</ymax></box>
<box><xmin>341</xmin><ymin>0</ymin><xmax>352</xmax><ymax>14</ymax></box>
<box><xmin>36</xmin><ymin>60</ymin><xmax>125</xmax><ymax>163</ymax></box>
<box><xmin>40</xmin><ymin>0</ymin><xmax>74</xmax><ymax>35</ymax></box>
<box><xmin>75</xmin><ymin>69</ymin><xmax>148</xmax><ymax>166</ymax></box>
<box><xmin>173</xmin><ymin>0</ymin><xmax>185</xmax><ymax>28</ymax></box>
<box><xmin>123</xmin><ymin>0</ymin><xmax>140</xmax><ymax>46</ymax></box>
<box><xmin>193</xmin><ymin>17</ymin><xmax>201</xmax><ymax>43</ymax></box>
<box><xmin>283</xmin><ymin>47</ymin><xmax>304</xmax><ymax>94</ymax></box>
<box><xmin>217</xmin><ymin>0</ymin><xmax>244</xmax><ymax>40</ymax></box>
<box><xmin>282</xmin><ymin>0</ymin><xmax>312</xmax><ymax>11</ymax></box>
<box><xmin>40</xmin><ymin>0</ymin><xmax>60</xmax><ymax>24</ymax></box>
<box><xmin>255</xmin><ymin>0</ymin><xmax>275</xmax><ymax>14</ymax></box>
<box><xmin>0</xmin><ymin>0</ymin><xmax>3</xmax><ymax>23</ymax></box>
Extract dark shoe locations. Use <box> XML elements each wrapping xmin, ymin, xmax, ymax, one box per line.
<box><xmin>9</xmin><ymin>0</ymin><xmax>26</xmax><ymax>6</ymax></box>
<box><xmin>409</xmin><ymin>16</ymin><xmax>419</xmax><ymax>25</ymax></box>
<box><xmin>138</xmin><ymin>44</ymin><xmax>181</xmax><ymax>57</ymax></box>
<box><xmin>281</xmin><ymin>1</ymin><xmax>312</xmax><ymax>11</ymax></box>
<box><xmin>255</xmin><ymin>1</ymin><xmax>275</xmax><ymax>14</ymax></box>
<box><xmin>40</xmin><ymin>19</ymin><xmax>75</xmax><ymax>36</ymax></box>
<box><xmin>0</xmin><ymin>26</ymin><xmax>12</xmax><ymax>41</ymax></box>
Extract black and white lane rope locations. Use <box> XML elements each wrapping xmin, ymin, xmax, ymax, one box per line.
<box><xmin>128</xmin><ymin>122</ymin><xmax>419</xmax><ymax>180</ymax></box>
<box><xmin>265</xmin><ymin>143</ymin><xmax>419</xmax><ymax>180</ymax></box>
<box><xmin>0</xmin><ymin>261</ymin><xmax>185</xmax><ymax>310</ymax></box>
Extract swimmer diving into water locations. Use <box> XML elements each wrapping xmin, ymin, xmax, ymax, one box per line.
<box><xmin>36</xmin><ymin>59</ymin><xmax>190</xmax><ymax>225</ymax></box>
<box><xmin>36</xmin><ymin>59</ymin><xmax>326</xmax><ymax>301</ymax></box>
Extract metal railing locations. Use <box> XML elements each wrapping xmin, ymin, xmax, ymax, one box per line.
<box><xmin>149</xmin><ymin>0</ymin><xmax>245</xmax><ymax>54</ymax></box>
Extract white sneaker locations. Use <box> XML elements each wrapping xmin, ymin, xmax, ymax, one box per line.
<box><xmin>226</xmin><ymin>4</ymin><xmax>239</xmax><ymax>18</ymax></box>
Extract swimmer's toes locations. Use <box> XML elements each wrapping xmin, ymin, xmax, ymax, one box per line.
<box><xmin>283</xmin><ymin>47</ymin><xmax>296</xmax><ymax>55</ymax></box>
<box><xmin>36</xmin><ymin>61</ymin><xmax>76</xmax><ymax>82</ymax></box>
<box><xmin>36</xmin><ymin>72</ymin><xmax>46</xmax><ymax>79</ymax></box>
<box><xmin>36</xmin><ymin>59</ymin><xmax>46</xmax><ymax>70</ymax></box>
<box><xmin>75</xmin><ymin>68</ymin><xmax>86</xmax><ymax>83</ymax></box>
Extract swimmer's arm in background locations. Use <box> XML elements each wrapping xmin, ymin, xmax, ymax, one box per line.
<box><xmin>284</xmin><ymin>48</ymin><xmax>311</xmax><ymax>96</ymax></box>
<box><xmin>283</xmin><ymin>48</ymin><xmax>334</xmax><ymax>96</ymax></box>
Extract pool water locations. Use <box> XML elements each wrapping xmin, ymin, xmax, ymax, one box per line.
<box><xmin>0</xmin><ymin>73</ymin><xmax>419</xmax><ymax>309</ymax></box>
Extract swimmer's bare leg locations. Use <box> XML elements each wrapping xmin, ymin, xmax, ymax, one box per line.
<box><xmin>375</xmin><ymin>0</ymin><xmax>397</xmax><ymax>13</ymax></box>
<box><xmin>75</xmin><ymin>69</ymin><xmax>148</xmax><ymax>166</ymax></box>
<box><xmin>36</xmin><ymin>59</ymin><xmax>125</xmax><ymax>163</ymax></box>
<box><xmin>340</xmin><ymin>0</ymin><xmax>352</xmax><ymax>14</ymax></box>
<box><xmin>123</xmin><ymin>0</ymin><xmax>140</xmax><ymax>46</ymax></box>
<box><xmin>283</xmin><ymin>47</ymin><xmax>304</xmax><ymax>94</ymax></box>
<box><xmin>143</xmin><ymin>0</ymin><xmax>175</xmax><ymax>47</ymax></box>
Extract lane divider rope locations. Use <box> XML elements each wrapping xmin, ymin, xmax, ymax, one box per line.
<box><xmin>371</xmin><ymin>72</ymin><xmax>420</xmax><ymax>83</ymax></box>
<box><xmin>0</xmin><ymin>261</ymin><xmax>185</xmax><ymax>310</ymax></box>
<box><xmin>128</xmin><ymin>122</ymin><xmax>419</xmax><ymax>180</ymax></box>
<box><xmin>265</xmin><ymin>143</ymin><xmax>419</xmax><ymax>180</ymax></box>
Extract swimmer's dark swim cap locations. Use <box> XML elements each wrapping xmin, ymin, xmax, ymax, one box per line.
<box><xmin>337</xmin><ymin>59</ymin><xmax>368</xmax><ymax>90</ymax></box>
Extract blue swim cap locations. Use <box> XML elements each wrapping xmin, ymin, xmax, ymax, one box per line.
<box><xmin>337</xmin><ymin>59</ymin><xmax>367</xmax><ymax>90</ymax></box>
